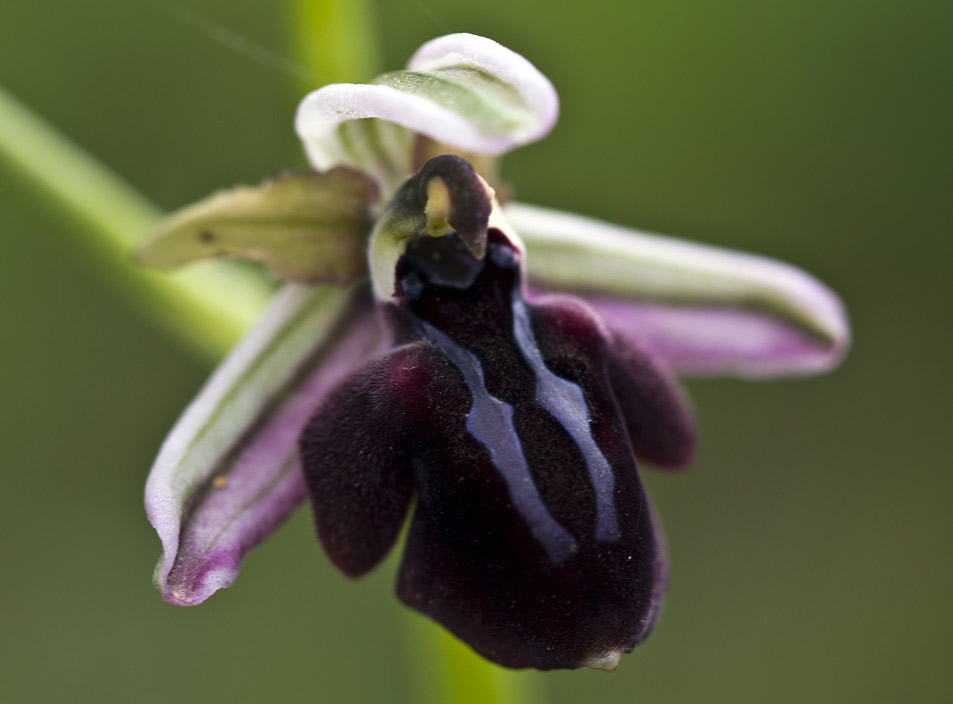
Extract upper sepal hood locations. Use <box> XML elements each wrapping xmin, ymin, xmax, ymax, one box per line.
<box><xmin>295</xmin><ymin>33</ymin><xmax>558</xmax><ymax>196</ymax></box>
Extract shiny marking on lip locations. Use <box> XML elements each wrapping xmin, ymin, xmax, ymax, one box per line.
<box><xmin>511</xmin><ymin>296</ymin><xmax>620</xmax><ymax>543</ymax></box>
<box><xmin>421</xmin><ymin>321</ymin><xmax>577</xmax><ymax>563</ymax></box>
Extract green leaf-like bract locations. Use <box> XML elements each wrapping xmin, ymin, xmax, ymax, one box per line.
<box><xmin>138</xmin><ymin>168</ymin><xmax>378</xmax><ymax>284</ymax></box>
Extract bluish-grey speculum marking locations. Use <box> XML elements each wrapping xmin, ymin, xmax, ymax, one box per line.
<box><xmin>422</xmin><ymin>322</ymin><xmax>578</xmax><ymax>563</ymax></box>
<box><xmin>511</xmin><ymin>296</ymin><xmax>620</xmax><ymax>543</ymax></box>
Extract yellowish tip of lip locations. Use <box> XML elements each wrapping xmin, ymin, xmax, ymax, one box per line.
<box><xmin>581</xmin><ymin>649</ymin><xmax>622</xmax><ymax>672</ymax></box>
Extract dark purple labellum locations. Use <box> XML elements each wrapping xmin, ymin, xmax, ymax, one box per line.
<box><xmin>299</xmin><ymin>156</ymin><xmax>696</xmax><ymax>671</ymax></box>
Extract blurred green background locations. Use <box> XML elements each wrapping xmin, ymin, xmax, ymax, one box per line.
<box><xmin>2</xmin><ymin>1</ymin><xmax>951</xmax><ymax>702</ymax></box>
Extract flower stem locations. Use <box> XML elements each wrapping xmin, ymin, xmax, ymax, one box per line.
<box><xmin>0</xmin><ymin>85</ymin><xmax>272</xmax><ymax>361</ymax></box>
<box><xmin>404</xmin><ymin>612</ymin><xmax>545</xmax><ymax>704</ymax></box>
<box><xmin>285</xmin><ymin>0</ymin><xmax>381</xmax><ymax>90</ymax></box>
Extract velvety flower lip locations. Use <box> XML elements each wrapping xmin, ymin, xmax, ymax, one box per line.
<box><xmin>300</xmin><ymin>155</ymin><xmax>694</xmax><ymax>669</ymax></box>
<box><xmin>143</xmin><ymin>32</ymin><xmax>850</xmax><ymax>672</ymax></box>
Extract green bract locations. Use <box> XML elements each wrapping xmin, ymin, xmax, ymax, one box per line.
<box><xmin>138</xmin><ymin>168</ymin><xmax>377</xmax><ymax>284</ymax></box>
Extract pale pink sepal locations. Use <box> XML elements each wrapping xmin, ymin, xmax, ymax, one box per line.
<box><xmin>507</xmin><ymin>202</ymin><xmax>850</xmax><ymax>378</ymax></box>
<box><xmin>146</xmin><ymin>285</ymin><xmax>387</xmax><ymax>605</ymax></box>
<box><xmin>582</xmin><ymin>298</ymin><xmax>849</xmax><ymax>377</ymax></box>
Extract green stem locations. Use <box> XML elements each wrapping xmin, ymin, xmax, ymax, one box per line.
<box><xmin>0</xmin><ymin>85</ymin><xmax>272</xmax><ymax>361</ymax></box>
<box><xmin>404</xmin><ymin>611</ymin><xmax>545</xmax><ymax>704</ymax></box>
<box><xmin>286</xmin><ymin>0</ymin><xmax>381</xmax><ymax>90</ymax></box>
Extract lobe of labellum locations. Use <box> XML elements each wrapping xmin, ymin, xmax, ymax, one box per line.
<box><xmin>507</xmin><ymin>202</ymin><xmax>850</xmax><ymax>378</ymax></box>
<box><xmin>145</xmin><ymin>284</ymin><xmax>387</xmax><ymax>606</ymax></box>
<box><xmin>531</xmin><ymin>294</ymin><xmax>697</xmax><ymax>468</ymax></box>
<box><xmin>137</xmin><ymin>168</ymin><xmax>378</xmax><ymax>284</ymax></box>
<box><xmin>605</xmin><ymin>330</ymin><xmax>697</xmax><ymax>467</ymax></box>
<box><xmin>294</xmin><ymin>33</ymin><xmax>558</xmax><ymax>196</ymax></box>
<box><xmin>298</xmin><ymin>345</ymin><xmax>436</xmax><ymax>578</ymax></box>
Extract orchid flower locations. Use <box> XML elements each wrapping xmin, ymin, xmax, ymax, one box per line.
<box><xmin>142</xmin><ymin>34</ymin><xmax>849</xmax><ymax>671</ymax></box>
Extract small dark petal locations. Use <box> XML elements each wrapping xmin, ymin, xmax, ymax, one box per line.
<box><xmin>299</xmin><ymin>344</ymin><xmax>439</xmax><ymax>577</ymax></box>
<box><xmin>531</xmin><ymin>294</ymin><xmax>696</xmax><ymax>469</ymax></box>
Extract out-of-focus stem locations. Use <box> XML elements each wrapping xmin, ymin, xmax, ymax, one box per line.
<box><xmin>404</xmin><ymin>612</ymin><xmax>545</xmax><ymax>704</ymax></box>
<box><xmin>0</xmin><ymin>85</ymin><xmax>272</xmax><ymax>361</ymax></box>
<box><xmin>286</xmin><ymin>0</ymin><xmax>381</xmax><ymax>92</ymax></box>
